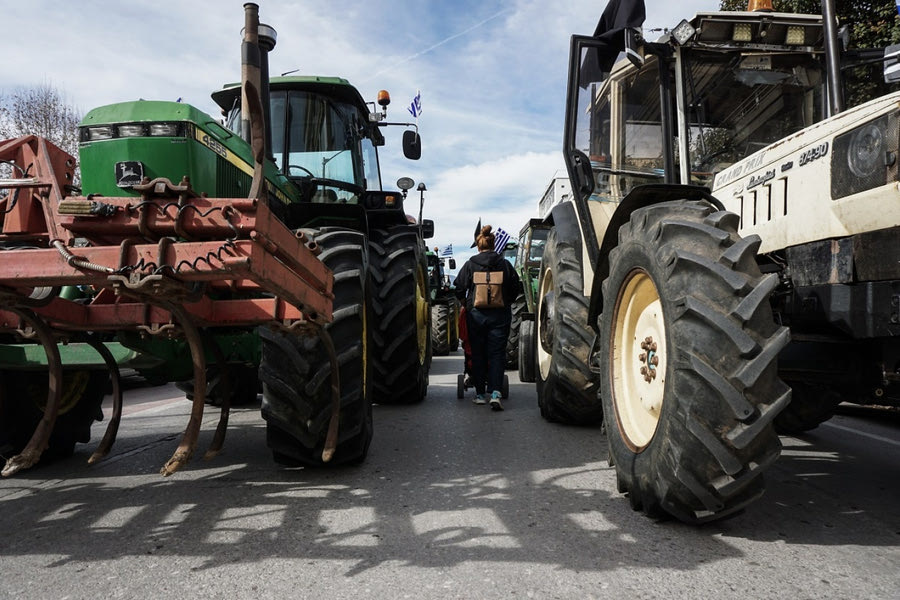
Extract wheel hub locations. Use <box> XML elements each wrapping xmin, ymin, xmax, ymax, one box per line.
<box><xmin>637</xmin><ymin>336</ymin><xmax>661</xmax><ymax>411</ymax></box>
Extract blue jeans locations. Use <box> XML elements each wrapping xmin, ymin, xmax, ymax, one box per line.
<box><xmin>466</xmin><ymin>307</ymin><xmax>511</xmax><ymax>395</ymax></box>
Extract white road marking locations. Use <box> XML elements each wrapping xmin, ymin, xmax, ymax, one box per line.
<box><xmin>820</xmin><ymin>421</ymin><xmax>900</xmax><ymax>447</ymax></box>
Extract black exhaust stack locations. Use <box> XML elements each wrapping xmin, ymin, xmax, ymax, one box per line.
<box><xmin>241</xmin><ymin>3</ymin><xmax>273</xmax><ymax>200</ymax></box>
<box><xmin>822</xmin><ymin>0</ymin><xmax>844</xmax><ymax>115</ymax></box>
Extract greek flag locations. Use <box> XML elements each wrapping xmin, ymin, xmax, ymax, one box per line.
<box><xmin>440</xmin><ymin>243</ymin><xmax>453</xmax><ymax>257</ymax></box>
<box><xmin>408</xmin><ymin>90</ymin><xmax>422</xmax><ymax>118</ymax></box>
<box><xmin>494</xmin><ymin>227</ymin><xmax>511</xmax><ymax>253</ymax></box>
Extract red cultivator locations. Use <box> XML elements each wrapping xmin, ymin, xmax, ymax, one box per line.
<box><xmin>0</xmin><ymin>135</ymin><xmax>333</xmax><ymax>476</ymax></box>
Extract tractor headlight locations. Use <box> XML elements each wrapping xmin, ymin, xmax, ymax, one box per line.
<box><xmin>79</xmin><ymin>122</ymin><xmax>185</xmax><ymax>142</ymax></box>
<box><xmin>149</xmin><ymin>122</ymin><xmax>182</xmax><ymax>136</ymax></box>
<box><xmin>82</xmin><ymin>126</ymin><xmax>114</xmax><ymax>141</ymax></box>
<box><xmin>847</xmin><ymin>122</ymin><xmax>884</xmax><ymax>177</ymax></box>
<box><xmin>117</xmin><ymin>124</ymin><xmax>145</xmax><ymax>137</ymax></box>
<box><xmin>832</xmin><ymin>112</ymin><xmax>899</xmax><ymax>199</ymax></box>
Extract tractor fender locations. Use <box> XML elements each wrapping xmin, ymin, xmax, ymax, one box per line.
<box><xmin>587</xmin><ymin>184</ymin><xmax>724</xmax><ymax>330</ymax></box>
<box><xmin>545</xmin><ymin>201</ymin><xmax>584</xmax><ymax>271</ymax></box>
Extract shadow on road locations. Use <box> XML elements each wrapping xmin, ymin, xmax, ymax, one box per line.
<box><xmin>1</xmin><ymin>355</ymin><xmax>897</xmax><ymax>576</ymax></box>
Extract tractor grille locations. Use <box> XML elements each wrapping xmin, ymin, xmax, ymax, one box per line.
<box><xmin>216</xmin><ymin>155</ymin><xmax>250</xmax><ymax>198</ymax></box>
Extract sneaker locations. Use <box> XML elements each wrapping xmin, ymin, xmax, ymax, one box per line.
<box><xmin>489</xmin><ymin>391</ymin><xmax>503</xmax><ymax>411</ymax></box>
<box><xmin>473</xmin><ymin>394</ymin><xmax>486</xmax><ymax>405</ymax></box>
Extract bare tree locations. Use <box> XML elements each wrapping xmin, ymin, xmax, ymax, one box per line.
<box><xmin>0</xmin><ymin>83</ymin><xmax>82</xmax><ymax>159</ymax></box>
<box><xmin>0</xmin><ymin>83</ymin><xmax>83</xmax><ymax>190</ymax></box>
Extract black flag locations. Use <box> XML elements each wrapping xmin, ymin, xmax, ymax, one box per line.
<box><xmin>470</xmin><ymin>217</ymin><xmax>482</xmax><ymax>248</ymax></box>
<box><xmin>593</xmin><ymin>0</ymin><xmax>645</xmax><ymax>43</ymax></box>
<box><xmin>581</xmin><ymin>0</ymin><xmax>646</xmax><ymax>83</ymax></box>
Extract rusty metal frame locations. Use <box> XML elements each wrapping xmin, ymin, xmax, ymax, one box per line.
<box><xmin>0</xmin><ymin>133</ymin><xmax>335</xmax><ymax>476</ymax></box>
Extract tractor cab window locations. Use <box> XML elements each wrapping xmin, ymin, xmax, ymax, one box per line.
<box><xmin>270</xmin><ymin>90</ymin><xmax>367</xmax><ymax>203</ymax></box>
<box><xmin>528</xmin><ymin>227</ymin><xmax>548</xmax><ymax>263</ymax></box>
<box><xmin>361</xmin><ymin>137</ymin><xmax>381</xmax><ymax>191</ymax></box>
<box><xmin>503</xmin><ymin>244</ymin><xmax>517</xmax><ymax>266</ymax></box>
<box><xmin>683</xmin><ymin>50</ymin><xmax>825</xmax><ymax>186</ymax></box>
<box><xmin>571</xmin><ymin>47</ymin><xmax>668</xmax><ymax>204</ymax></box>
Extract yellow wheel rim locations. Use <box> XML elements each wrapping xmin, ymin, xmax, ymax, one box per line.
<box><xmin>611</xmin><ymin>269</ymin><xmax>666</xmax><ymax>451</ymax></box>
<box><xmin>415</xmin><ymin>266</ymin><xmax>428</xmax><ymax>364</ymax></box>
<box><xmin>536</xmin><ymin>265</ymin><xmax>554</xmax><ymax>381</ymax></box>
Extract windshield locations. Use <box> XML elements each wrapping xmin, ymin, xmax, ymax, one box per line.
<box><xmin>684</xmin><ymin>50</ymin><xmax>825</xmax><ymax>185</ymax></box>
<box><xmin>503</xmin><ymin>245</ymin><xmax>517</xmax><ymax>266</ymax></box>
<box><xmin>528</xmin><ymin>228</ymin><xmax>548</xmax><ymax>263</ymax></box>
<box><xmin>270</xmin><ymin>90</ymin><xmax>367</xmax><ymax>203</ymax></box>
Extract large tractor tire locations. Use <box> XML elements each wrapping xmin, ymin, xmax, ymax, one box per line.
<box><xmin>259</xmin><ymin>228</ymin><xmax>372</xmax><ymax>467</ymax></box>
<box><xmin>599</xmin><ymin>201</ymin><xmax>791</xmax><ymax>524</ymax></box>
<box><xmin>431</xmin><ymin>302</ymin><xmax>452</xmax><ymax>356</ymax></box>
<box><xmin>536</xmin><ymin>228</ymin><xmax>602</xmax><ymax>424</ymax></box>
<box><xmin>774</xmin><ymin>381</ymin><xmax>842</xmax><ymax>434</ymax></box>
<box><xmin>369</xmin><ymin>225</ymin><xmax>430</xmax><ymax>404</ymax></box>
<box><xmin>505</xmin><ymin>293</ymin><xmax>526</xmax><ymax>369</ymax></box>
<box><xmin>518</xmin><ymin>319</ymin><xmax>536</xmax><ymax>383</ymax></box>
<box><xmin>0</xmin><ymin>369</ymin><xmax>107</xmax><ymax>460</ymax></box>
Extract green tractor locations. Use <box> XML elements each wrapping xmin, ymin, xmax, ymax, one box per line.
<box><xmin>426</xmin><ymin>248</ymin><xmax>460</xmax><ymax>356</ymax></box>
<box><xmin>513</xmin><ymin>219</ymin><xmax>550</xmax><ymax>383</ymax></box>
<box><xmin>54</xmin><ymin>17</ymin><xmax>431</xmax><ymax>466</ymax></box>
<box><xmin>500</xmin><ymin>240</ymin><xmax>527</xmax><ymax>369</ymax></box>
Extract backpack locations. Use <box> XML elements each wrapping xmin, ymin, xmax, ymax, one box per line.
<box><xmin>472</xmin><ymin>269</ymin><xmax>505</xmax><ymax>309</ymax></box>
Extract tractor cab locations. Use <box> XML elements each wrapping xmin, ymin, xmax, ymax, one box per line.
<box><xmin>565</xmin><ymin>6</ymin><xmax>827</xmax><ymax>207</ymax></box>
<box><xmin>213</xmin><ymin>77</ymin><xmax>421</xmax><ymax>208</ymax></box>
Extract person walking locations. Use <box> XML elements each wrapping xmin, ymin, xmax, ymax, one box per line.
<box><xmin>453</xmin><ymin>224</ymin><xmax>521</xmax><ymax>411</ymax></box>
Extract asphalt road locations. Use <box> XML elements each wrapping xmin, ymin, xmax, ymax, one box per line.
<box><xmin>1</xmin><ymin>353</ymin><xmax>898</xmax><ymax>599</ymax></box>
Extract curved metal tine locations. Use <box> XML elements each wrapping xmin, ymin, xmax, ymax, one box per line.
<box><xmin>311</xmin><ymin>321</ymin><xmax>341</xmax><ymax>463</ymax></box>
<box><xmin>159</xmin><ymin>303</ymin><xmax>206</xmax><ymax>476</ymax></box>
<box><xmin>203</xmin><ymin>333</ymin><xmax>230</xmax><ymax>461</ymax></box>
<box><xmin>1</xmin><ymin>309</ymin><xmax>62</xmax><ymax>477</ymax></box>
<box><xmin>84</xmin><ymin>336</ymin><xmax>122</xmax><ymax>465</ymax></box>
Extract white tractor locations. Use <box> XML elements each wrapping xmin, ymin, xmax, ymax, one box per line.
<box><xmin>536</xmin><ymin>0</ymin><xmax>898</xmax><ymax>522</ymax></box>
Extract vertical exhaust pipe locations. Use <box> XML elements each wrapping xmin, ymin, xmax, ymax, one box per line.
<box><xmin>822</xmin><ymin>0</ymin><xmax>844</xmax><ymax>115</ymax></box>
<box><xmin>241</xmin><ymin>3</ymin><xmax>268</xmax><ymax>200</ymax></box>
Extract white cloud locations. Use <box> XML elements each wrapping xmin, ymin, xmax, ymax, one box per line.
<box><xmin>421</xmin><ymin>151</ymin><xmax>565</xmax><ymax>263</ymax></box>
<box><xmin>1</xmin><ymin>0</ymin><xmax>720</xmax><ymax>264</ymax></box>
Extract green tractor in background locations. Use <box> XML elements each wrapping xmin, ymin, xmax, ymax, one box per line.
<box><xmin>426</xmin><ymin>249</ymin><xmax>460</xmax><ymax>356</ymax></box>
<box><xmin>513</xmin><ymin>219</ymin><xmax>550</xmax><ymax>383</ymax></box>
<box><xmin>7</xmin><ymin>18</ymin><xmax>433</xmax><ymax>467</ymax></box>
<box><xmin>500</xmin><ymin>240</ymin><xmax>526</xmax><ymax>369</ymax></box>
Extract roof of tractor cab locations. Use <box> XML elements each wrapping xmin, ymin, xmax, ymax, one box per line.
<box><xmin>601</xmin><ymin>10</ymin><xmax>826</xmax><ymax>83</ymax></box>
<box><xmin>685</xmin><ymin>11</ymin><xmax>823</xmax><ymax>49</ymax></box>
<box><xmin>211</xmin><ymin>75</ymin><xmax>369</xmax><ymax>114</ymax></box>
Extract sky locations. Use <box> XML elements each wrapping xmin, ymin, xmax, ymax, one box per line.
<box><xmin>1</xmin><ymin>0</ymin><xmax>719</xmax><ymax>272</ymax></box>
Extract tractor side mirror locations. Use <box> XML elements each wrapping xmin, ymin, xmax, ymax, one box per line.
<box><xmin>449</xmin><ymin>258</ymin><xmax>456</xmax><ymax>270</ymax></box>
<box><xmin>420</xmin><ymin>219</ymin><xmax>434</xmax><ymax>238</ymax></box>
<box><xmin>570</xmin><ymin>149</ymin><xmax>595</xmax><ymax>195</ymax></box>
<box><xmin>624</xmin><ymin>28</ymin><xmax>644</xmax><ymax>68</ymax></box>
<box><xmin>403</xmin><ymin>129</ymin><xmax>421</xmax><ymax>160</ymax></box>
